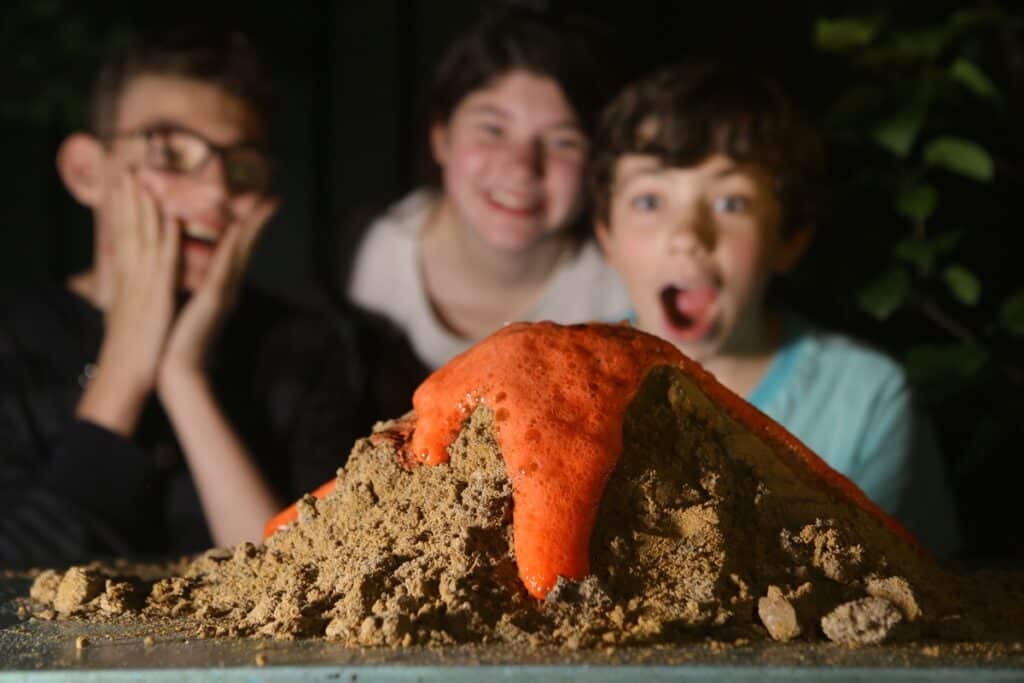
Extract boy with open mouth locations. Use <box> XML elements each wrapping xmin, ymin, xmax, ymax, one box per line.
<box><xmin>591</xmin><ymin>63</ymin><xmax>960</xmax><ymax>557</ymax></box>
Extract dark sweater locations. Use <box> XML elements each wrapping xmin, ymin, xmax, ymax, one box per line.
<box><xmin>0</xmin><ymin>284</ymin><xmax>426</xmax><ymax>566</ymax></box>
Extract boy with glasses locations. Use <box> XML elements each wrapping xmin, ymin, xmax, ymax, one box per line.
<box><xmin>0</xmin><ymin>27</ymin><xmax>424</xmax><ymax>565</ymax></box>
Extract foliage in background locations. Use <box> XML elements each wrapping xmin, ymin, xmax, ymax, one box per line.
<box><xmin>809</xmin><ymin>4</ymin><xmax>1023</xmax><ymax>556</ymax></box>
<box><xmin>0</xmin><ymin>0</ymin><xmax>132</xmax><ymax>130</ymax></box>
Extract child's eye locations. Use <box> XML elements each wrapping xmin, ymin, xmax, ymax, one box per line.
<box><xmin>146</xmin><ymin>139</ymin><xmax>191</xmax><ymax>173</ymax></box>
<box><xmin>478</xmin><ymin>123</ymin><xmax>504</xmax><ymax>139</ymax></box>
<box><xmin>630</xmin><ymin>193</ymin><xmax>661</xmax><ymax>211</ymax></box>
<box><xmin>714</xmin><ymin>195</ymin><xmax>751</xmax><ymax>213</ymax></box>
<box><xmin>547</xmin><ymin>135</ymin><xmax>585</xmax><ymax>153</ymax></box>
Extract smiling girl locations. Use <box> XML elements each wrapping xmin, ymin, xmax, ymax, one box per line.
<box><xmin>343</xmin><ymin>9</ymin><xmax>631</xmax><ymax>369</ymax></box>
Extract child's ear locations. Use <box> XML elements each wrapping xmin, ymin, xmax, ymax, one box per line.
<box><xmin>429</xmin><ymin>122</ymin><xmax>450</xmax><ymax>167</ymax></box>
<box><xmin>56</xmin><ymin>133</ymin><xmax>107</xmax><ymax>208</ymax></box>
<box><xmin>772</xmin><ymin>225</ymin><xmax>815</xmax><ymax>274</ymax></box>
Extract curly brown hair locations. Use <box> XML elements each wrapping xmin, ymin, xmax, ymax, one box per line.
<box><xmin>589</xmin><ymin>63</ymin><xmax>825</xmax><ymax>238</ymax></box>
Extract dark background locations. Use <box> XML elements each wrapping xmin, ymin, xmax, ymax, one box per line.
<box><xmin>1</xmin><ymin>0</ymin><xmax>1022</xmax><ymax>562</ymax></box>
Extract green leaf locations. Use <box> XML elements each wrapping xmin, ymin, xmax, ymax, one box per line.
<box><xmin>894</xmin><ymin>238</ymin><xmax>936</xmax><ymax>276</ymax></box>
<box><xmin>943</xmin><ymin>264</ymin><xmax>982</xmax><ymax>306</ymax></box>
<box><xmin>893</xmin><ymin>230</ymin><xmax>965</xmax><ymax>277</ymax></box>
<box><xmin>894</xmin><ymin>183</ymin><xmax>938</xmax><ymax>222</ymax></box>
<box><xmin>860</xmin><ymin>27</ymin><xmax>948</xmax><ymax>65</ymax></box>
<box><xmin>923</xmin><ymin>137</ymin><xmax>994</xmax><ymax>182</ymax></box>
<box><xmin>858</xmin><ymin>268</ymin><xmax>911</xmax><ymax>320</ymax></box>
<box><xmin>999</xmin><ymin>290</ymin><xmax>1024</xmax><ymax>336</ymax></box>
<box><xmin>950</xmin><ymin>58</ymin><xmax>1000</xmax><ymax>101</ymax></box>
<box><xmin>872</xmin><ymin>106</ymin><xmax>927</xmax><ymax>158</ymax></box>
<box><xmin>814</xmin><ymin>17</ymin><xmax>881</xmax><ymax>52</ymax></box>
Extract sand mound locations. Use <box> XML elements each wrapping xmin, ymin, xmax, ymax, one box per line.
<box><xmin>29</xmin><ymin>364</ymin><xmax>1021</xmax><ymax>647</ymax></box>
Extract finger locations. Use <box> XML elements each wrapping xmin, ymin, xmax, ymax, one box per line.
<box><xmin>158</xmin><ymin>201</ymin><xmax>181</xmax><ymax>283</ymax></box>
<box><xmin>132</xmin><ymin>172</ymin><xmax>159</xmax><ymax>251</ymax></box>
<box><xmin>113</xmin><ymin>171</ymin><xmax>140</xmax><ymax>273</ymax></box>
<box><xmin>202</xmin><ymin>223</ymin><xmax>245</xmax><ymax>297</ymax></box>
<box><xmin>234</xmin><ymin>196</ymin><xmax>280</xmax><ymax>268</ymax></box>
<box><xmin>196</xmin><ymin>196</ymin><xmax>278</xmax><ymax>300</ymax></box>
<box><xmin>137</xmin><ymin>178</ymin><xmax>162</xmax><ymax>256</ymax></box>
<box><xmin>209</xmin><ymin>196</ymin><xmax>278</xmax><ymax>297</ymax></box>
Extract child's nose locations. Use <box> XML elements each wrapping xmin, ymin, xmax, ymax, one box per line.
<box><xmin>197</xmin><ymin>155</ymin><xmax>232</xmax><ymax>200</ymax></box>
<box><xmin>503</xmin><ymin>139</ymin><xmax>544</xmax><ymax>179</ymax></box>
<box><xmin>668</xmin><ymin>205</ymin><xmax>715</xmax><ymax>253</ymax></box>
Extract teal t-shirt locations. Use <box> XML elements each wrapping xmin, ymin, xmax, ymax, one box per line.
<box><xmin>747</xmin><ymin>317</ymin><xmax>960</xmax><ymax>558</ymax></box>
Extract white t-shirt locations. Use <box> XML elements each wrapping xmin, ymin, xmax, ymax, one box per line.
<box><xmin>347</xmin><ymin>190</ymin><xmax>632</xmax><ymax>369</ymax></box>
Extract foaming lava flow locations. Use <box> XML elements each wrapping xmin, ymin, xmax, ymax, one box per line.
<box><xmin>265</xmin><ymin>321</ymin><xmax>918</xmax><ymax>600</ymax></box>
<box><xmin>410</xmin><ymin>322</ymin><xmax>683</xmax><ymax>598</ymax></box>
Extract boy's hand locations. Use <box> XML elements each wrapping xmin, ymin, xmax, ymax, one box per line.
<box><xmin>157</xmin><ymin>196</ymin><xmax>278</xmax><ymax>387</ymax></box>
<box><xmin>76</xmin><ymin>171</ymin><xmax>180</xmax><ymax>435</ymax></box>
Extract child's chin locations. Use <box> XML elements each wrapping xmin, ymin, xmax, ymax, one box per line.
<box><xmin>480</xmin><ymin>226</ymin><xmax>546</xmax><ymax>253</ymax></box>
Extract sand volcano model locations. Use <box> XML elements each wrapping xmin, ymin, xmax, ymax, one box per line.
<box><xmin>26</xmin><ymin>323</ymin><xmax>1021</xmax><ymax>648</ymax></box>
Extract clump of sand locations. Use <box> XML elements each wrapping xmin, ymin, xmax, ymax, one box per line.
<box><xmin>27</xmin><ymin>367</ymin><xmax>1024</xmax><ymax>647</ymax></box>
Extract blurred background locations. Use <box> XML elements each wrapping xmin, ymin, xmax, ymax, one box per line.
<box><xmin>1</xmin><ymin>0</ymin><xmax>1021</xmax><ymax>562</ymax></box>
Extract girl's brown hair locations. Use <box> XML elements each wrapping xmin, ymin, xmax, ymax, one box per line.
<box><xmin>423</xmin><ymin>6</ymin><xmax>619</xmax><ymax>185</ymax></box>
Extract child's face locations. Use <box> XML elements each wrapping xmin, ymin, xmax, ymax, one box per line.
<box><xmin>97</xmin><ymin>75</ymin><xmax>268</xmax><ymax>291</ymax></box>
<box><xmin>431</xmin><ymin>69</ymin><xmax>587</xmax><ymax>252</ymax></box>
<box><xmin>597</xmin><ymin>154</ymin><xmax>808</xmax><ymax>363</ymax></box>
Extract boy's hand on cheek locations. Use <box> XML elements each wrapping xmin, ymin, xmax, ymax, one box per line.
<box><xmin>157</xmin><ymin>195</ymin><xmax>278</xmax><ymax>392</ymax></box>
<box><xmin>77</xmin><ymin>170</ymin><xmax>180</xmax><ymax>436</ymax></box>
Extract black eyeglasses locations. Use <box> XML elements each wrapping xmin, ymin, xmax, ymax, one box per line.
<box><xmin>110</xmin><ymin>123</ymin><xmax>274</xmax><ymax>194</ymax></box>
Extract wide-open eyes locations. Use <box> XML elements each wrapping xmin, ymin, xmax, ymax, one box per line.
<box><xmin>713</xmin><ymin>195</ymin><xmax>752</xmax><ymax>214</ymax></box>
<box><xmin>545</xmin><ymin>131</ymin><xmax>586</xmax><ymax>159</ymax></box>
<box><xmin>630</xmin><ymin>193</ymin><xmax>661</xmax><ymax>211</ymax></box>
<box><xmin>475</xmin><ymin>121</ymin><xmax>505</xmax><ymax>140</ymax></box>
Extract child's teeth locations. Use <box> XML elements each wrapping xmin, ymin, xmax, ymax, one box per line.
<box><xmin>490</xmin><ymin>191</ymin><xmax>535</xmax><ymax>210</ymax></box>
<box><xmin>184</xmin><ymin>224</ymin><xmax>218</xmax><ymax>241</ymax></box>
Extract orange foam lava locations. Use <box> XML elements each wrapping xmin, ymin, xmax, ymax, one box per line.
<box><xmin>410</xmin><ymin>322</ymin><xmax>684</xmax><ymax>598</ymax></box>
<box><xmin>265</xmin><ymin>322</ymin><xmax>920</xmax><ymax>598</ymax></box>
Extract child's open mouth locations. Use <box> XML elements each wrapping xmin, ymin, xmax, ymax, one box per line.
<box><xmin>184</xmin><ymin>234</ymin><xmax>218</xmax><ymax>247</ymax></box>
<box><xmin>659</xmin><ymin>284</ymin><xmax>718</xmax><ymax>342</ymax></box>
<box><xmin>181</xmin><ymin>222</ymin><xmax>221</xmax><ymax>251</ymax></box>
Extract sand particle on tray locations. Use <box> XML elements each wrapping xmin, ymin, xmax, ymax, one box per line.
<box><xmin>24</xmin><ymin>323</ymin><xmax>1024</xmax><ymax>649</ymax></box>
<box><xmin>821</xmin><ymin>597</ymin><xmax>904</xmax><ymax>646</ymax></box>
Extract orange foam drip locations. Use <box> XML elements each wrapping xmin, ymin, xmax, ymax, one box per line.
<box><xmin>410</xmin><ymin>322</ymin><xmax>683</xmax><ymax>598</ymax></box>
<box><xmin>264</xmin><ymin>322</ymin><xmax>921</xmax><ymax>597</ymax></box>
